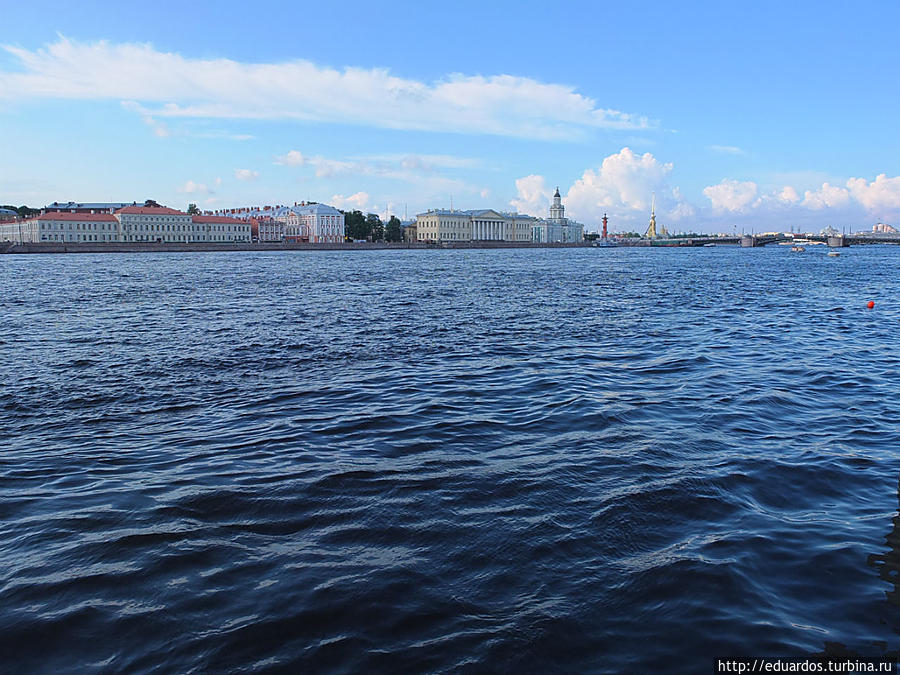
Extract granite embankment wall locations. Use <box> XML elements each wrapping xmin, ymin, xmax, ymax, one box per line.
<box><xmin>3</xmin><ymin>241</ymin><xmax>591</xmax><ymax>254</ymax></box>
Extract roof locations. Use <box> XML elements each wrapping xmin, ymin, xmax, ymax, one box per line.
<box><xmin>192</xmin><ymin>215</ymin><xmax>247</xmax><ymax>224</ymax></box>
<box><xmin>290</xmin><ymin>203</ymin><xmax>342</xmax><ymax>216</ymax></box>
<box><xmin>44</xmin><ymin>201</ymin><xmax>133</xmax><ymax>210</ymax></box>
<box><xmin>416</xmin><ymin>209</ymin><xmax>471</xmax><ymax>217</ymax></box>
<box><xmin>116</xmin><ymin>206</ymin><xmax>187</xmax><ymax>215</ymax></box>
<box><xmin>37</xmin><ymin>211</ymin><xmax>118</xmax><ymax>222</ymax></box>
<box><xmin>0</xmin><ymin>208</ymin><xmax>17</xmax><ymax>215</ymax></box>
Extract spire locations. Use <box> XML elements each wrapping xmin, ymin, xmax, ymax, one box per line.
<box><xmin>554</xmin><ymin>186</ymin><xmax>560</xmax><ymax>198</ymax></box>
<box><xmin>651</xmin><ymin>192</ymin><xmax>655</xmax><ymax>216</ymax></box>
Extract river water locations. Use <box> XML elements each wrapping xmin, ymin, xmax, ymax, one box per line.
<box><xmin>3</xmin><ymin>246</ymin><xmax>900</xmax><ymax>673</ymax></box>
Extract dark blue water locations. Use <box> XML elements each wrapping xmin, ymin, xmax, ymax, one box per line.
<box><xmin>3</xmin><ymin>246</ymin><xmax>900</xmax><ymax>673</ymax></box>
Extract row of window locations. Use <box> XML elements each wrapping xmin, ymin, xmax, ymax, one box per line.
<box><xmin>42</xmin><ymin>222</ymin><xmax>114</xmax><ymax>230</ymax></box>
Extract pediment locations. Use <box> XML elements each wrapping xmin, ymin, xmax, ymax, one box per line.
<box><xmin>473</xmin><ymin>209</ymin><xmax>505</xmax><ymax>220</ymax></box>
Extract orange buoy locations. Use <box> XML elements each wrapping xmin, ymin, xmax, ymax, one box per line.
<box><xmin>867</xmin><ymin>301</ymin><xmax>875</xmax><ymax>309</ymax></box>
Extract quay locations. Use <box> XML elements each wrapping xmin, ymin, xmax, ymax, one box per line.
<box><xmin>1</xmin><ymin>241</ymin><xmax>592</xmax><ymax>255</ymax></box>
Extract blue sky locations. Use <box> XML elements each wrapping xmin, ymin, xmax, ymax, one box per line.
<box><xmin>1</xmin><ymin>0</ymin><xmax>898</xmax><ymax>232</ymax></box>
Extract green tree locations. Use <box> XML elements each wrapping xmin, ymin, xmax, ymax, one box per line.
<box><xmin>343</xmin><ymin>210</ymin><xmax>368</xmax><ymax>240</ymax></box>
<box><xmin>187</xmin><ymin>203</ymin><xmax>200</xmax><ymax>215</ymax></box>
<box><xmin>385</xmin><ymin>215</ymin><xmax>403</xmax><ymax>242</ymax></box>
<box><xmin>367</xmin><ymin>213</ymin><xmax>384</xmax><ymax>241</ymax></box>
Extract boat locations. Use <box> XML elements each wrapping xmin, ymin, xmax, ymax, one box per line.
<box><xmin>827</xmin><ymin>250</ymin><xmax>840</xmax><ymax>257</ymax></box>
<box><xmin>790</xmin><ymin>245</ymin><xmax>805</xmax><ymax>252</ymax></box>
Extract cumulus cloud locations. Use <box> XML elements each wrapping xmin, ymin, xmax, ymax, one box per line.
<box><xmin>702</xmin><ymin>179</ymin><xmax>758</xmax><ymax>212</ymax></box>
<box><xmin>801</xmin><ymin>182</ymin><xmax>851</xmax><ymax>210</ymax></box>
<box><xmin>1</xmin><ymin>37</ymin><xmax>654</xmax><ymax>141</ymax></box>
<box><xmin>567</xmin><ymin>147</ymin><xmax>674</xmax><ymax>215</ymax></box>
<box><xmin>234</xmin><ymin>169</ymin><xmax>259</xmax><ymax>181</ymax></box>
<box><xmin>178</xmin><ymin>180</ymin><xmax>214</xmax><ymax>194</ymax></box>
<box><xmin>275</xmin><ymin>150</ymin><xmax>306</xmax><ymax>166</ymax></box>
<box><xmin>779</xmin><ymin>186</ymin><xmax>800</xmax><ymax>203</ymax></box>
<box><xmin>846</xmin><ymin>174</ymin><xmax>900</xmax><ymax>211</ymax></box>
<box><xmin>509</xmin><ymin>175</ymin><xmax>552</xmax><ymax>215</ymax></box>
<box><xmin>510</xmin><ymin>149</ymin><xmax>693</xmax><ymax>229</ymax></box>
<box><xmin>330</xmin><ymin>192</ymin><xmax>370</xmax><ymax>211</ymax></box>
<box><xmin>694</xmin><ymin>173</ymin><xmax>900</xmax><ymax>231</ymax></box>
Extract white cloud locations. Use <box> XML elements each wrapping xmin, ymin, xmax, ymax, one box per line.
<box><xmin>694</xmin><ymin>173</ymin><xmax>900</xmax><ymax>230</ymax></box>
<box><xmin>2</xmin><ymin>37</ymin><xmax>654</xmax><ymax>141</ymax></box>
<box><xmin>567</xmin><ymin>147</ymin><xmax>674</xmax><ymax>215</ymax></box>
<box><xmin>480</xmin><ymin>188</ymin><xmax>491</xmax><ymax>199</ymax></box>
<box><xmin>702</xmin><ymin>179</ymin><xmax>758</xmax><ymax>212</ymax></box>
<box><xmin>801</xmin><ymin>182</ymin><xmax>851</xmax><ymax>210</ymax></box>
<box><xmin>846</xmin><ymin>174</ymin><xmax>900</xmax><ymax>212</ymax></box>
<box><xmin>276</xmin><ymin>149</ymin><xmax>477</xmax><ymax>199</ymax></box>
<box><xmin>275</xmin><ymin>150</ymin><xmax>306</xmax><ymax>166</ymax></box>
<box><xmin>510</xmin><ymin>149</ymin><xmax>692</xmax><ymax>229</ymax></box>
<box><xmin>178</xmin><ymin>180</ymin><xmax>214</xmax><ymax>194</ymax></box>
<box><xmin>707</xmin><ymin>145</ymin><xmax>744</xmax><ymax>155</ymax></box>
<box><xmin>509</xmin><ymin>174</ymin><xmax>552</xmax><ymax>215</ymax></box>
<box><xmin>330</xmin><ymin>192</ymin><xmax>370</xmax><ymax>211</ymax></box>
<box><xmin>779</xmin><ymin>185</ymin><xmax>800</xmax><ymax>203</ymax></box>
<box><xmin>234</xmin><ymin>168</ymin><xmax>259</xmax><ymax>181</ymax></box>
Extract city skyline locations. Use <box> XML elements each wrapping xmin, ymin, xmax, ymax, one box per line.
<box><xmin>2</xmin><ymin>1</ymin><xmax>899</xmax><ymax>233</ymax></box>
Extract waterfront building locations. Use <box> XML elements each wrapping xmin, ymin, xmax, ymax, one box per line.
<box><xmin>0</xmin><ymin>218</ymin><xmax>39</xmax><ymax>243</ymax></box>
<box><xmin>469</xmin><ymin>209</ymin><xmax>508</xmax><ymax>241</ymax></box>
<box><xmin>257</xmin><ymin>217</ymin><xmax>284</xmax><ymax>242</ymax></box>
<box><xmin>415</xmin><ymin>209</ymin><xmax>472</xmax><ymax>242</ymax></box>
<box><xmin>30</xmin><ymin>206</ymin><xmax>249</xmax><ymax>243</ymax></box>
<box><xmin>415</xmin><ymin>195</ymin><xmax>581</xmax><ymax>244</ymax></box>
<box><xmin>191</xmin><ymin>214</ymin><xmax>252</xmax><ymax>242</ymax></box>
<box><xmin>35</xmin><ymin>212</ymin><xmax>121</xmax><ymax>242</ymax></box>
<box><xmin>874</xmin><ymin>222</ymin><xmax>898</xmax><ymax>234</ymax></box>
<box><xmin>209</xmin><ymin>201</ymin><xmax>344</xmax><ymax>242</ymax></box>
<box><xmin>0</xmin><ymin>207</ymin><xmax>18</xmax><ymax>224</ymax></box>
<box><xmin>531</xmin><ymin>188</ymin><xmax>585</xmax><ymax>243</ymax></box>
<box><xmin>117</xmin><ymin>205</ymin><xmax>194</xmax><ymax>242</ymax></box>
<box><xmin>284</xmin><ymin>203</ymin><xmax>344</xmax><ymax>243</ymax></box>
<box><xmin>401</xmin><ymin>221</ymin><xmax>417</xmax><ymax>242</ymax></box>
<box><xmin>508</xmin><ymin>213</ymin><xmax>541</xmax><ymax>242</ymax></box>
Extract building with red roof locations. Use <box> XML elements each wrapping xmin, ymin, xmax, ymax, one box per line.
<box><xmin>29</xmin><ymin>205</ymin><xmax>251</xmax><ymax>243</ymax></box>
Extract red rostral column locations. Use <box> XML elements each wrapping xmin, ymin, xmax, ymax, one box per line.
<box><xmin>602</xmin><ymin>213</ymin><xmax>608</xmax><ymax>240</ymax></box>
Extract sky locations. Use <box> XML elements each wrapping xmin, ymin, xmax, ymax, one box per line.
<box><xmin>1</xmin><ymin>0</ymin><xmax>899</xmax><ymax>233</ymax></box>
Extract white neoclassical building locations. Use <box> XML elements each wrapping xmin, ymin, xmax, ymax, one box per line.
<box><xmin>36</xmin><ymin>212</ymin><xmax>122</xmax><ymax>242</ymax></box>
<box><xmin>117</xmin><ymin>205</ymin><xmax>194</xmax><ymax>242</ymax></box>
<box><xmin>415</xmin><ymin>209</ymin><xmax>472</xmax><ymax>242</ymax></box>
<box><xmin>284</xmin><ymin>203</ymin><xmax>345</xmax><ymax>243</ymax></box>
<box><xmin>191</xmin><ymin>214</ymin><xmax>252</xmax><ymax>242</ymax></box>
<box><xmin>31</xmin><ymin>205</ymin><xmax>250</xmax><ymax>243</ymax></box>
<box><xmin>415</xmin><ymin>188</ymin><xmax>583</xmax><ymax>243</ymax></box>
<box><xmin>532</xmin><ymin>188</ymin><xmax>584</xmax><ymax>243</ymax></box>
<box><xmin>414</xmin><ymin>209</ymin><xmax>535</xmax><ymax>242</ymax></box>
<box><xmin>0</xmin><ymin>219</ymin><xmax>39</xmax><ymax>243</ymax></box>
<box><xmin>208</xmin><ymin>202</ymin><xmax>344</xmax><ymax>242</ymax></box>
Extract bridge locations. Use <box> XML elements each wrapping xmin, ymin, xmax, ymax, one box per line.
<box><xmin>614</xmin><ymin>233</ymin><xmax>900</xmax><ymax>248</ymax></box>
<box><xmin>739</xmin><ymin>234</ymin><xmax>900</xmax><ymax>248</ymax></box>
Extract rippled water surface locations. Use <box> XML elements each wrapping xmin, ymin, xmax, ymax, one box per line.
<box><xmin>3</xmin><ymin>246</ymin><xmax>900</xmax><ymax>673</ymax></box>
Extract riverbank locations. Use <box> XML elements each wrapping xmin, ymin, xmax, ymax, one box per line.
<box><xmin>1</xmin><ymin>241</ymin><xmax>592</xmax><ymax>254</ymax></box>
